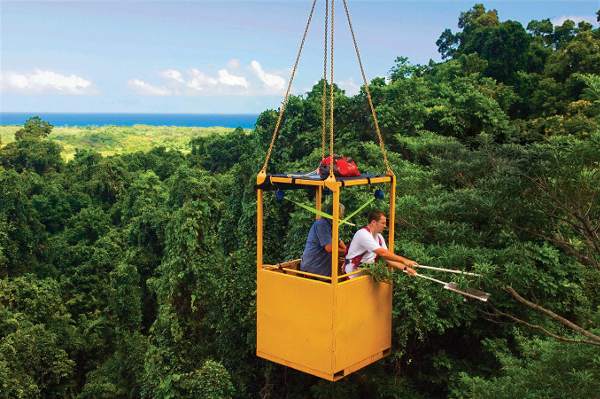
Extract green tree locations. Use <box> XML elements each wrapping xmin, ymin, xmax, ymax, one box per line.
<box><xmin>451</xmin><ymin>337</ymin><xmax>600</xmax><ymax>399</ymax></box>
<box><xmin>14</xmin><ymin>116</ymin><xmax>53</xmax><ymax>141</ymax></box>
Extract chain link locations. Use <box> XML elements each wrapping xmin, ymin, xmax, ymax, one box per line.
<box><xmin>260</xmin><ymin>0</ymin><xmax>318</xmax><ymax>173</ymax></box>
<box><xmin>342</xmin><ymin>0</ymin><xmax>392</xmax><ymax>174</ymax></box>
<box><xmin>261</xmin><ymin>0</ymin><xmax>393</xmax><ymax>176</ymax></box>
<box><xmin>321</xmin><ymin>0</ymin><xmax>329</xmax><ymax>160</ymax></box>
<box><xmin>328</xmin><ymin>0</ymin><xmax>335</xmax><ymax>177</ymax></box>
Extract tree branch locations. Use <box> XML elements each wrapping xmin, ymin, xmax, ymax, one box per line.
<box><xmin>510</xmin><ymin>223</ymin><xmax>599</xmax><ymax>269</ymax></box>
<box><xmin>489</xmin><ymin>306</ymin><xmax>600</xmax><ymax>347</ymax></box>
<box><xmin>504</xmin><ymin>286</ymin><xmax>600</xmax><ymax>344</ymax></box>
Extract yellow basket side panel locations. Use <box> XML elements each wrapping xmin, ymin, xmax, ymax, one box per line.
<box><xmin>257</xmin><ymin>269</ymin><xmax>334</xmax><ymax>375</ymax></box>
<box><xmin>334</xmin><ymin>276</ymin><xmax>392</xmax><ymax>372</ymax></box>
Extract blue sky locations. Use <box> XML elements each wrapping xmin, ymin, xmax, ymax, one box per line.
<box><xmin>1</xmin><ymin>0</ymin><xmax>597</xmax><ymax>113</ymax></box>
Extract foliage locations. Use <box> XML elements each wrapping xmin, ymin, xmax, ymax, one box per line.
<box><xmin>0</xmin><ymin>5</ymin><xmax>599</xmax><ymax>399</ymax></box>
<box><xmin>0</xmin><ymin>125</ymin><xmax>248</xmax><ymax>161</ymax></box>
<box><xmin>363</xmin><ymin>259</ymin><xmax>395</xmax><ymax>283</ymax></box>
<box><xmin>450</xmin><ymin>336</ymin><xmax>600</xmax><ymax>399</ymax></box>
<box><xmin>14</xmin><ymin>116</ymin><xmax>53</xmax><ymax>141</ymax></box>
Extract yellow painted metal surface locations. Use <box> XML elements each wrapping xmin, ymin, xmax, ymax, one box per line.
<box><xmin>256</xmin><ymin>176</ymin><xmax>395</xmax><ymax>381</ymax></box>
<box><xmin>266</xmin><ymin>175</ymin><xmax>392</xmax><ymax>188</ymax></box>
<box><xmin>256</xmin><ymin>267</ymin><xmax>392</xmax><ymax>380</ymax></box>
<box><xmin>268</xmin><ymin>176</ymin><xmax>324</xmax><ymax>186</ymax></box>
<box><xmin>257</xmin><ymin>268</ymin><xmax>334</xmax><ymax>374</ymax></box>
<box><xmin>341</xmin><ymin>176</ymin><xmax>392</xmax><ymax>186</ymax></box>
<box><xmin>315</xmin><ymin>186</ymin><xmax>322</xmax><ymax>219</ymax></box>
<box><xmin>388</xmin><ymin>174</ymin><xmax>396</xmax><ymax>251</ymax></box>
<box><xmin>334</xmin><ymin>276</ymin><xmax>392</xmax><ymax>372</ymax></box>
<box><xmin>256</xmin><ymin>188</ymin><xmax>263</xmax><ymax>274</ymax></box>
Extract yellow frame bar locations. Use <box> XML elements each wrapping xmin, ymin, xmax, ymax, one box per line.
<box><xmin>257</xmin><ymin>188</ymin><xmax>263</xmax><ymax>273</ymax></box>
<box><xmin>388</xmin><ymin>174</ymin><xmax>396</xmax><ymax>252</ymax></box>
<box><xmin>341</xmin><ymin>176</ymin><xmax>391</xmax><ymax>186</ymax></box>
<box><xmin>267</xmin><ymin>175</ymin><xmax>392</xmax><ymax>188</ymax></box>
<box><xmin>256</xmin><ymin>171</ymin><xmax>395</xmax><ymax>380</ymax></box>
<box><xmin>258</xmin><ymin>173</ymin><xmax>397</xmax><ymax>284</ymax></box>
<box><xmin>316</xmin><ymin>186</ymin><xmax>322</xmax><ymax>219</ymax></box>
<box><xmin>268</xmin><ymin>176</ymin><xmax>324</xmax><ymax>187</ymax></box>
<box><xmin>262</xmin><ymin>264</ymin><xmax>332</xmax><ymax>282</ymax></box>
<box><xmin>331</xmin><ymin>186</ymin><xmax>340</xmax><ymax>283</ymax></box>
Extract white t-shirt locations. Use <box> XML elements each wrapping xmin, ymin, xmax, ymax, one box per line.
<box><xmin>344</xmin><ymin>228</ymin><xmax>387</xmax><ymax>274</ymax></box>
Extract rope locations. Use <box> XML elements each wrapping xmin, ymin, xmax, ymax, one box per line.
<box><xmin>321</xmin><ymin>0</ymin><xmax>329</xmax><ymax>160</ymax></box>
<box><xmin>260</xmin><ymin>0</ymin><xmax>318</xmax><ymax>174</ymax></box>
<box><xmin>328</xmin><ymin>0</ymin><xmax>335</xmax><ymax>177</ymax></box>
<box><xmin>341</xmin><ymin>0</ymin><xmax>392</xmax><ymax>174</ymax></box>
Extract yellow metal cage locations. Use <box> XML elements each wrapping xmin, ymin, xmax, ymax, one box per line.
<box><xmin>256</xmin><ymin>173</ymin><xmax>396</xmax><ymax>381</ymax></box>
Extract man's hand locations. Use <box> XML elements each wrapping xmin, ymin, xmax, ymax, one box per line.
<box><xmin>325</xmin><ymin>241</ymin><xmax>347</xmax><ymax>253</ymax></box>
<box><xmin>404</xmin><ymin>266</ymin><xmax>417</xmax><ymax>276</ymax></box>
<box><xmin>403</xmin><ymin>259</ymin><xmax>418</xmax><ymax>268</ymax></box>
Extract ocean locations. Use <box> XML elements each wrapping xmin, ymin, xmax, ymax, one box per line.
<box><xmin>0</xmin><ymin>113</ymin><xmax>258</xmax><ymax>129</ymax></box>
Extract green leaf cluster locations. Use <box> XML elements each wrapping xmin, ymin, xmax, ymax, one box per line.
<box><xmin>1</xmin><ymin>4</ymin><xmax>599</xmax><ymax>398</ymax></box>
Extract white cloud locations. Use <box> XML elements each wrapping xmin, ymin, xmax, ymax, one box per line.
<box><xmin>250</xmin><ymin>60</ymin><xmax>286</xmax><ymax>92</ymax></box>
<box><xmin>127</xmin><ymin>79</ymin><xmax>171</xmax><ymax>96</ymax></box>
<box><xmin>551</xmin><ymin>15</ymin><xmax>596</xmax><ymax>27</ymax></box>
<box><xmin>161</xmin><ymin>69</ymin><xmax>185</xmax><ymax>84</ymax></box>
<box><xmin>129</xmin><ymin>60</ymin><xmax>289</xmax><ymax>96</ymax></box>
<box><xmin>0</xmin><ymin>69</ymin><xmax>94</xmax><ymax>94</ymax></box>
<box><xmin>217</xmin><ymin>69</ymin><xmax>249</xmax><ymax>88</ymax></box>
<box><xmin>186</xmin><ymin>68</ymin><xmax>218</xmax><ymax>91</ymax></box>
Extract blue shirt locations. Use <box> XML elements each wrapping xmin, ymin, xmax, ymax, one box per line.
<box><xmin>300</xmin><ymin>218</ymin><xmax>333</xmax><ymax>276</ymax></box>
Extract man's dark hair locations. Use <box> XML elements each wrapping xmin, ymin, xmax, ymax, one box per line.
<box><xmin>367</xmin><ymin>210</ymin><xmax>386</xmax><ymax>223</ymax></box>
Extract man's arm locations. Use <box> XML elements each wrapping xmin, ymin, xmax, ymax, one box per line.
<box><xmin>386</xmin><ymin>260</ymin><xmax>418</xmax><ymax>276</ymax></box>
<box><xmin>374</xmin><ymin>247</ymin><xmax>416</xmax><ymax>266</ymax></box>
<box><xmin>374</xmin><ymin>248</ymin><xmax>418</xmax><ymax>275</ymax></box>
<box><xmin>325</xmin><ymin>240</ymin><xmax>346</xmax><ymax>253</ymax></box>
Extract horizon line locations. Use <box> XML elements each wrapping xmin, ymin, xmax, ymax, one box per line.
<box><xmin>0</xmin><ymin>111</ymin><xmax>261</xmax><ymax>115</ymax></box>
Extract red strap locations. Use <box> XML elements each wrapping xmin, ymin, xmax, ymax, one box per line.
<box><xmin>349</xmin><ymin>226</ymin><xmax>383</xmax><ymax>267</ymax></box>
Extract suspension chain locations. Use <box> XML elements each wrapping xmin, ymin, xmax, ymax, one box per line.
<box><xmin>342</xmin><ymin>0</ymin><xmax>392</xmax><ymax>174</ymax></box>
<box><xmin>260</xmin><ymin>0</ymin><xmax>318</xmax><ymax>173</ymax></box>
<box><xmin>321</xmin><ymin>0</ymin><xmax>329</xmax><ymax>160</ymax></box>
<box><xmin>328</xmin><ymin>0</ymin><xmax>335</xmax><ymax>177</ymax></box>
<box><xmin>261</xmin><ymin>0</ymin><xmax>392</xmax><ymax>176</ymax></box>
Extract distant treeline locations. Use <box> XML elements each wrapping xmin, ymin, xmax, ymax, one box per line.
<box><xmin>0</xmin><ymin>125</ymin><xmax>242</xmax><ymax>161</ymax></box>
<box><xmin>0</xmin><ymin>4</ymin><xmax>599</xmax><ymax>399</ymax></box>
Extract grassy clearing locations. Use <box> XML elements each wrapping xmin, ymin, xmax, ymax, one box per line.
<box><xmin>0</xmin><ymin>125</ymin><xmax>244</xmax><ymax>160</ymax></box>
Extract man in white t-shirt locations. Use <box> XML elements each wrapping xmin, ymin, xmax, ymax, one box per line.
<box><xmin>344</xmin><ymin>210</ymin><xmax>418</xmax><ymax>278</ymax></box>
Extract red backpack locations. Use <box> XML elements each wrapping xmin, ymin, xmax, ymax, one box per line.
<box><xmin>319</xmin><ymin>155</ymin><xmax>360</xmax><ymax>178</ymax></box>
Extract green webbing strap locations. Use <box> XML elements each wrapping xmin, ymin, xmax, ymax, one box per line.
<box><xmin>284</xmin><ymin>198</ymin><xmax>356</xmax><ymax>227</ymax></box>
<box><xmin>285</xmin><ymin>196</ymin><xmax>378</xmax><ymax>227</ymax></box>
<box><xmin>340</xmin><ymin>197</ymin><xmax>374</xmax><ymax>225</ymax></box>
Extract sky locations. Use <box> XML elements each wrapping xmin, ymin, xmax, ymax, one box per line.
<box><xmin>1</xmin><ymin>0</ymin><xmax>597</xmax><ymax>114</ymax></box>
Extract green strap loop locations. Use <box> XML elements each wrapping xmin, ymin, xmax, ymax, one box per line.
<box><xmin>284</xmin><ymin>198</ymin><xmax>356</xmax><ymax>226</ymax></box>
<box><xmin>284</xmin><ymin>196</ymin><xmax>376</xmax><ymax>227</ymax></box>
<box><xmin>340</xmin><ymin>197</ymin><xmax>374</xmax><ymax>225</ymax></box>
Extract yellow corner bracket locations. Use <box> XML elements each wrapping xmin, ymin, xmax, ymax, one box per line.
<box><xmin>324</xmin><ymin>174</ymin><xmax>339</xmax><ymax>192</ymax></box>
<box><xmin>256</xmin><ymin>170</ymin><xmax>267</xmax><ymax>186</ymax></box>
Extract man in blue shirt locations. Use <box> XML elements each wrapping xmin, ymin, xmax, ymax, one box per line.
<box><xmin>300</xmin><ymin>203</ymin><xmax>346</xmax><ymax>277</ymax></box>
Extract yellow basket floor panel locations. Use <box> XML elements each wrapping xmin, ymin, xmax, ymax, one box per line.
<box><xmin>257</xmin><ymin>347</ymin><xmax>390</xmax><ymax>381</ymax></box>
